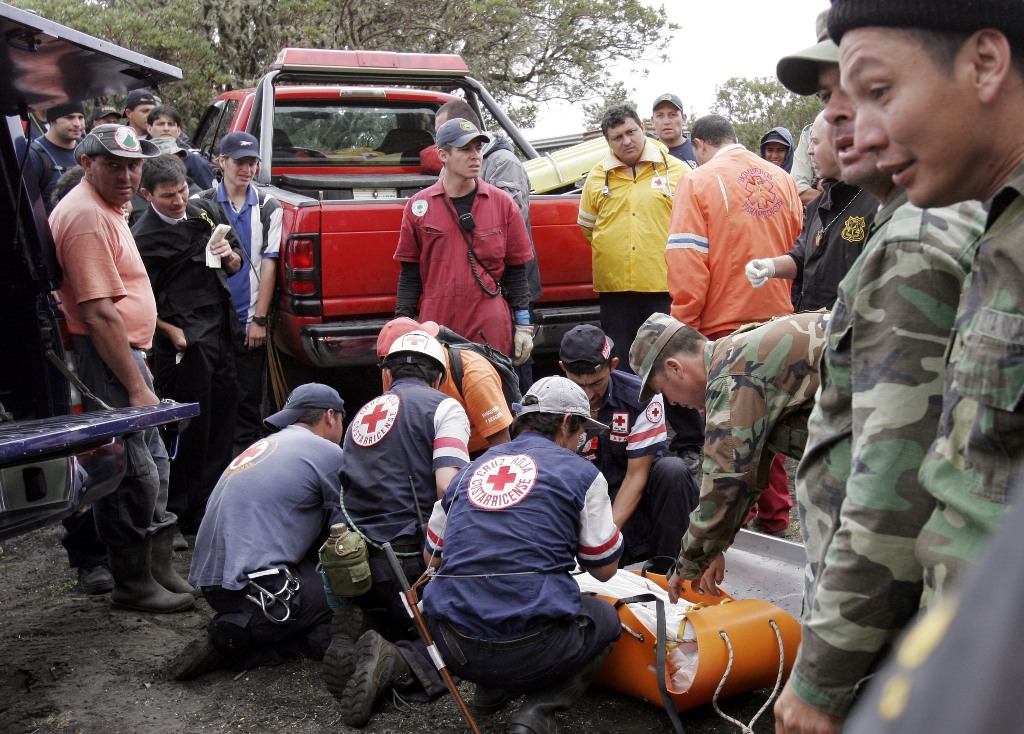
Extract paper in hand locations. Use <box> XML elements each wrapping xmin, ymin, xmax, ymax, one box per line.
<box><xmin>206</xmin><ymin>224</ymin><xmax>232</xmax><ymax>268</ymax></box>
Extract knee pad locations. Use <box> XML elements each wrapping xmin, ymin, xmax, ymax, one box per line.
<box><xmin>210</xmin><ymin>616</ymin><xmax>251</xmax><ymax>653</ymax></box>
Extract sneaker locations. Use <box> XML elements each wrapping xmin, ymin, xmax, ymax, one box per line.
<box><xmin>323</xmin><ymin>605</ymin><xmax>369</xmax><ymax>699</ymax></box>
<box><xmin>77</xmin><ymin>565</ymin><xmax>114</xmax><ymax>595</ymax></box>
<box><xmin>171</xmin><ymin>527</ymin><xmax>189</xmax><ymax>551</ymax></box>
<box><xmin>170</xmin><ymin>637</ymin><xmax>228</xmax><ymax>681</ymax></box>
<box><xmin>340</xmin><ymin>630</ymin><xmax>411</xmax><ymax>727</ymax></box>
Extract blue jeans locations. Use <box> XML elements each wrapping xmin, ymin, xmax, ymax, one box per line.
<box><xmin>72</xmin><ymin>335</ymin><xmax>175</xmax><ymax>546</ymax></box>
<box><xmin>429</xmin><ymin>594</ymin><xmax>621</xmax><ymax>692</ymax></box>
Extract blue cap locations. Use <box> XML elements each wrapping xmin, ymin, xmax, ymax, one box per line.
<box><xmin>219</xmin><ymin>131</ymin><xmax>261</xmax><ymax>160</ymax></box>
<box><xmin>435</xmin><ymin>118</ymin><xmax>491</xmax><ymax>149</ymax></box>
<box><xmin>264</xmin><ymin>383</ymin><xmax>345</xmax><ymax>430</ymax></box>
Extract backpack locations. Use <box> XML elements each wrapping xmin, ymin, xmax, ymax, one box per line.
<box><xmin>434</xmin><ymin>325</ymin><xmax>522</xmax><ymax>409</ymax></box>
<box><xmin>29</xmin><ymin>140</ymin><xmax>65</xmax><ymax>192</ymax></box>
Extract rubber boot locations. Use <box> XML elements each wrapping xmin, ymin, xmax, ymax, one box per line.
<box><xmin>107</xmin><ymin>538</ymin><xmax>195</xmax><ymax>614</ymax></box>
<box><xmin>509</xmin><ymin>644</ymin><xmax>614</xmax><ymax>734</ymax></box>
<box><xmin>151</xmin><ymin>526</ymin><xmax>200</xmax><ymax>597</ymax></box>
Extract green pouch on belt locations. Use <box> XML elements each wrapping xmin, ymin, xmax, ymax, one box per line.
<box><xmin>319</xmin><ymin>523</ymin><xmax>372</xmax><ymax>597</ymax></box>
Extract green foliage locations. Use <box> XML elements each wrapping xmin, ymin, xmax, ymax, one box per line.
<box><xmin>582</xmin><ymin>81</ymin><xmax>635</xmax><ymax>130</ymax></box>
<box><xmin>11</xmin><ymin>0</ymin><xmax>676</xmax><ymax>132</ymax></box>
<box><xmin>711</xmin><ymin>76</ymin><xmax>821</xmax><ymax>152</ymax></box>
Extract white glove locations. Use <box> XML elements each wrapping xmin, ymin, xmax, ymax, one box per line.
<box><xmin>745</xmin><ymin>258</ymin><xmax>776</xmax><ymax>288</ymax></box>
<box><xmin>513</xmin><ymin>325</ymin><xmax>535</xmax><ymax>366</ymax></box>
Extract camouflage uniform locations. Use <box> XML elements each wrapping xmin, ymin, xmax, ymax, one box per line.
<box><xmin>918</xmin><ymin>164</ymin><xmax>1024</xmax><ymax>606</ymax></box>
<box><xmin>677</xmin><ymin>311</ymin><xmax>828</xmax><ymax>580</ymax></box>
<box><xmin>793</xmin><ymin>191</ymin><xmax>986</xmax><ymax>717</ymax></box>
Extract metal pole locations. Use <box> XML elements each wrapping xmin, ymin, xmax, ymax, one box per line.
<box><xmin>382</xmin><ymin>542</ymin><xmax>481</xmax><ymax>734</ymax></box>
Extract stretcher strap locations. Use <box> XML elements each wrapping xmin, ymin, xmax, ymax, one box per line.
<box><xmin>615</xmin><ymin>594</ymin><xmax>686</xmax><ymax>734</ymax></box>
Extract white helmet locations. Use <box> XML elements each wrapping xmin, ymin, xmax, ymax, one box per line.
<box><xmin>384</xmin><ymin>330</ymin><xmax>447</xmax><ymax>382</ymax></box>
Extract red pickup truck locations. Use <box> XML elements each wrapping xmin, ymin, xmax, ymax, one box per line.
<box><xmin>191</xmin><ymin>48</ymin><xmax>597</xmax><ymax>372</ymax></box>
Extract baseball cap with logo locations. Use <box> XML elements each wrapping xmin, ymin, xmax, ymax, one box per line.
<box><xmin>219</xmin><ymin>131</ymin><xmax>261</xmax><ymax>160</ymax></box>
<box><xmin>559</xmin><ymin>325</ymin><xmax>614</xmax><ymax>373</ymax></box>
<box><xmin>435</xmin><ymin>118</ymin><xmax>491</xmax><ymax>149</ymax></box>
<box><xmin>629</xmin><ymin>312</ymin><xmax>687</xmax><ymax>401</ymax></box>
<box><xmin>124</xmin><ymin>89</ymin><xmax>159</xmax><ymax>110</ymax></box>
<box><xmin>376</xmin><ymin>317</ymin><xmax>441</xmax><ymax>360</ymax></box>
<box><xmin>652</xmin><ymin>93</ymin><xmax>684</xmax><ymax>112</ymax></box>
<box><xmin>76</xmin><ymin>124</ymin><xmax>160</xmax><ymax>163</ymax></box>
<box><xmin>264</xmin><ymin>382</ymin><xmax>346</xmax><ymax>430</ymax></box>
<box><xmin>92</xmin><ymin>104</ymin><xmax>123</xmax><ymax>122</ymax></box>
<box><xmin>514</xmin><ymin>376</ymin><xmax>609</xmax><ymax>432</ymax></box>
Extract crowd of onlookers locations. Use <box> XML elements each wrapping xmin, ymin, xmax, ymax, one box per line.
<box><xmin>26</xmin><ymin>1</ymin><xmax>1024</xmax><ymax>729</ymax></box>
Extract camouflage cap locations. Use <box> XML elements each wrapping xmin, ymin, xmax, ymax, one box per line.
<box><xmin>629</xmin><ymin>312</ymin><xmax>685</xmax><ymax>402</ymax></box>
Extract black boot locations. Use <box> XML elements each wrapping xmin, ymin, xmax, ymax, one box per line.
<box><xmin>77</xmin><ymin>565</ymin><xmax>114</xmax><ymax>595</ymax></box>
<box><xmin>151</xmin><ymin>527</ymin><xmax>199</xmax><ymax>597</ymax></box>
<box><xmin>509</xmin><ymin>644</ymin><xmax>614</xmax><ymax>734</ymax></box>
<box><xmin>107</xmin><ymin>538</ymin><xmax>195</xmax><ymax>614</ymax></box>
<box><xmin>322</xmin><ymin>604</ymin><xmax>369</xmax><ymax>700</ymax></box>
<box><xmin>340</xmin><ymin>630</ymin><xmax>412</xmax><ymax>728</ymax></box>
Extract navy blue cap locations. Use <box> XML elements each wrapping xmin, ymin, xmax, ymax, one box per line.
<box><xmin>264</xmin><ymin>383</ymin><xmax>345</xmax><ymax>429</ymax></box>
<box><xmin>219</xmin><ymin>131</ymin><xmax>261</xmax><ymax>160</ymax></box>
<box><xmin>560</xmin><ymin>325</ymin><xmax>614</xmax><ymax>371</ymax></box>
<box><xmin>435</xmin><ymin>118</ymin><xmax>491</xmax><ymax>149</ymax></box>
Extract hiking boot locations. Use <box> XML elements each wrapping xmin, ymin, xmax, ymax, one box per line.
<box><xmin>170</xmin><ymin>636</ymin><xmax>228</xmax><ymax>681</ymax></box>
<box><xmin>77</xmin><ymin>565</ymin><xmax>114</xmax><ymax>595</ymax></box>
<box><xmin>339</xmin><ymin>630</ymin><xmax>411</xmax><ymax>727</ymax></box>
<box><xmin>322</xmin><ymin>605</ymin><xmax>369</xmax><ymax>700</ymax></box>
<box><xmin>470</xmin><ymin>685</ymin><xmax>516</xmax><ymax>716</ymax></box>
<box><xmin>749</xmin><ymin>517</ymin><xmax>788</xmax><ymax>538</ymax></box>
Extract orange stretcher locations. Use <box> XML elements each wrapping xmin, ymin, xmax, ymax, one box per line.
<box><xmin>579</xmin><ymin>567</ymin><xmax>802</xmax><ymax>732</ymax></box>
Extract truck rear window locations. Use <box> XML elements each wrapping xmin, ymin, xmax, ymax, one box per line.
<box><xmin>265</xmin><ymin>102</ymin><xmax>436</xmax><ymax>165</ymax></box>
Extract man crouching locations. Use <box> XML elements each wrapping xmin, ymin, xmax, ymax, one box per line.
<box><xmin>423</xmin><ymin>376</ymin><xmax>624</xmax><ymax>734</ymax></box>
<box><xmin>169</xmin><ymin>383</ymin><xmax>347</xmax><ymax>679</ymax></box>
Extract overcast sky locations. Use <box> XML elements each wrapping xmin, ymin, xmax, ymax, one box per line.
<box><xmin>527</xmin><ymin>0</ymin><xmax>828</xmax><ymax>138</ymax></box>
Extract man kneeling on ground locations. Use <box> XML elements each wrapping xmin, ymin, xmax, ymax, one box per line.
<box><xmin>170</xmin><ymin>383</ymin><xmax>346</xmax><ymax>680</ymax></box>
<box><xmin>423</xmin><ymin>376</ymin><xmax>624</xmax><ymax>734</ymax></box>
<box><xmin>559</xmin><ymin>324</ymin><xmax>698</xmax><ymax>572</ymax></box>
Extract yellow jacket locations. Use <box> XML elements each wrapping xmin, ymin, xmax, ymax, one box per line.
<box><xmin>578</xmin><ymin>138</ymin><xmax>688</xmax><ymax>292</ymax></box>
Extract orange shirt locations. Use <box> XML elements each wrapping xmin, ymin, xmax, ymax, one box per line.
<box><xmin>666</xmin><ymin>145</ymin><xmax>801</xmax><ymax>336</ymax></box>
<box><xmin>51</xmin><ymin>180</ymin><xmax>157</xmax><ymax>349</ymax></box>
<box><xmin>382</xmin><ymin>346</ymin><xmax>511</xmax><ymax>453</ymax></box>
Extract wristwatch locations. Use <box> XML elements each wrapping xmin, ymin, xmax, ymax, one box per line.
<box><xmin>251</xmin><ymin>315</ymin><xmax>269</xmax><ymax>327</ymax></box>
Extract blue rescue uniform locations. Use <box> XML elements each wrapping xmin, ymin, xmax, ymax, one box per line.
<box><xmin>423</xmin><ymin>431</ymin><xmax>623</xmax><ymax>691</ymax></box>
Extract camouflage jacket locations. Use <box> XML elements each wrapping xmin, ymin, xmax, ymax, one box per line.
<box><xmin>793</xmin><ymin>191</ymin><xmax>986</xmax><ymax>717</ymax></box>
<box><xmin>677</xmin><ymin>311</ymin><xmax>828</xmax><ymax>579</ymax></box>
<box><xmin>918</xmin><ymin>161</ymin><xmax>1024</xmax><ymax>606</ymax></box>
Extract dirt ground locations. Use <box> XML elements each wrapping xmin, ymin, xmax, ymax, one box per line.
<box><xmin>0</xmin><ymin>516</ymin><xmax>796</xmax><ymax>734</ymax></box>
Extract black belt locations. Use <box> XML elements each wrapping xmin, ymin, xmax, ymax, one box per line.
<box><xmin>440</xmin><ymin>620</ymin><xmax>558</xmax><ymax>650</ymax></box>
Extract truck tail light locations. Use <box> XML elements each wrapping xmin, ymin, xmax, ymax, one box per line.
<box><xmin>289</xmin><ymin>238</ymin><xmax>315</xmax><ymax>269</ymax></box>
<box><xmin>284</xmin><ymin>235</ymin><xmax>320</xmax><ymax>298</ymax></box>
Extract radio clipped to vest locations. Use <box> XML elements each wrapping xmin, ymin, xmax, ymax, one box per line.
<box><xmin>319</xmin><ymin>523</ymin><xmax>372</xmax><ymax>597</ymax></box>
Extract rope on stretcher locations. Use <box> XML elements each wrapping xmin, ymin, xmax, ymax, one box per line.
<box><xmin>711</xmin><ymin>619</ymin><xmax>785</xmax><ymax>734</ymax></box>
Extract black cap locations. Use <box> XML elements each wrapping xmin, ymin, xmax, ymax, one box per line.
<box><xmin>760</xmin><ymin>130</ymin><xmax>791</xmax><ymax>148</ymax></box>
<box><xmin>92</xmin><ymin>105</ymin><xmax>122</xmax><ymax>121</ymax></box>
<box><xmin>560</xmin><ymin>325</ymin><xmax>614</xmax><ymax>372</ymax></box>
<box><xmin>829</xmin><ymin>0</ymin><xmax>1024</xmax><ymax>45</ymax></box>
<box><xmin>653</xmin><ymin>93</ymin><xmax>684</xmax><ymax>112</ymax></box>
<box><xmin>46</xmin><ymin>102</ymin><xmax>86</xmax><ymax>121</ymax></box>
<box><xmin>124</xmin><ymin>89</ymin><xmax>158</xmax><ymax>110</ymax></box>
